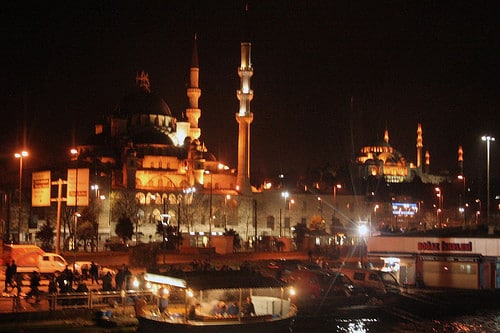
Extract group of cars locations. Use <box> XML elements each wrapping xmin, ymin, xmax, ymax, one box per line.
<box><xmin>267</xmin><ymin>259</ymin><xmax>402</xmax><ymax>305</ymax></box>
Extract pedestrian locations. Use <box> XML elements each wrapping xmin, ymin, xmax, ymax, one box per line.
<box><xmin>124</xmin><ymin>266</ymin><xmax>132</xmax><ymax>290</ymax></box>
<box><xmin>4</xmin><ymin>262</ymin><xmax>12</xmax><ymax>292</ymax></box>
<box><xmin>102</xmin><ymin>272</ymin><xmax>113</xmax><ymax>291</ymax></box>
<box><xmin>89</xmin><ymin>261</ymin><xmax>99</xmax><ymax>285</ymax></box>
<box><xmin>25</xmin><ymin>271</ymin><xmax>41</xmax><ymax>303</ymax></box>
<box><xmin>11</xmin><ymin>260</ymin><xmax>17</xmax><ymax>277</ymax></box>
<box><xmin>48</xmin><ymin>275</ymin><xmax>58</xmax><ymax>309</ymax></box>
<box><xmin>14</xmin><ymin>273</ymin><xmax>23</xmax><ymax>296</ymax></box>
<box><xmin>115</xmin><ymin>265</ymin><xmax>125</xmax><ymax>290</ymax></box>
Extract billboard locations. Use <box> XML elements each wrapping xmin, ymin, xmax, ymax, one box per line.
<box><xmin>67</xmin><ymin>168</ymin><xmax>89</xmax><ymax>206</ymax></box>
<box><xmin>392</xmin><ymin>202</ymin><xmax>418</xmax><ymax>216</ymax></box>
<box><xmin>32</xmin><ymin>170</ymin><xmax>51</xmax><ymax>207</ymax></box>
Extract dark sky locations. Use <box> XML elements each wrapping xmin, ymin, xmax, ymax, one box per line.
<box><xmin>1</xmin><ymin>1</ymin><xmax>499</xmax><ymax>182</ymax></box>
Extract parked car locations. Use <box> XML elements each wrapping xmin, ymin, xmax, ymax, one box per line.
<box><xmin>330</xmin><ymin>267</ymin><xmax>402</xmax><ymax>296</ymax></box>
<box><xmin>71</xmin><ymin>261</ymin><xmax>116</xmax><ymax>278</ymax></box>
<box><xmin>288</xmin><ymin>269</ymin><xmax>355</xmax><ymax>300</ymax></box>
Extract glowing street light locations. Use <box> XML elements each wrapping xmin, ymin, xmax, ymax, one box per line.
<box><xmin>481</xmin><ymin>135</ymin><xmax>495</xmax><ymax>225</ymax></box>
<box><xmin>457</xmin><ymin>175</ymin><xmax>467</xmax><ymax>225</ymax></box>
<box><xmin>435</xmin><ymin>187</ymin><xmax>443</xmax><ymax>228</ymax></box>
<box><xmin>280</xmin><ymin>192</ymin><xmax>289</xmax><ymax>237</ymax></box>
<box><xmin>14</xmin><ymin>150</ymin><xmax>28</xmax><ymax>242</ymax></box>
<box><xmin>357</xmin><ymin>223</ymin><xmax>369</xmax><ymax>267</ymax></box>
<box><xmin>333</xmin><ymin>184</ymin><xmax>342</xmax><ymax>216</ymax></box>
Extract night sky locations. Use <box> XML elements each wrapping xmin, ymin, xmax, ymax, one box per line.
<box><xmin>1</xmin><ymin>1</ymin><xmax>499</xmax><ymax>183</ymax></box>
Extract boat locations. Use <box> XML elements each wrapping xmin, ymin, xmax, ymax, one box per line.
<box><xmin>135</xmin><ymin>270</ymin><xmax>298</xmax><ymax>333</ymax></box>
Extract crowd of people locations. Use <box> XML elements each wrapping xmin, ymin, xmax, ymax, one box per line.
<box><xmin>2</xmin><ymin>261</ymin><xmax>136</xmax><ymax>307</ymax></box>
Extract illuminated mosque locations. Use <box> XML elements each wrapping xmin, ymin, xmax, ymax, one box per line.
<box><xmin>355</xmin><ymin>123</ymin><xmax>454</xmax><ymax>185</ymax></box>
<box><xmin>74</xmin><ymin>36</ymin><xmax>252</xmax><ymax>242</ymax></box>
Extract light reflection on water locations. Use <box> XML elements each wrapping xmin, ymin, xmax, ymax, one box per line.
<box><xmin>293</xmin><ymin>310</ymin><xmax>500</xmax><ymax>333</ymax></box>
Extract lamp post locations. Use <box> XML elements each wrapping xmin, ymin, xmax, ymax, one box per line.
<box><xmin>481</xmin><ymin>135</ymin><xmax>495</xmax><ymax>225</ymax></box>
<box><xmin>333</xmin><ymin>184</ymin><xmax>342</xmax><ymax>216</ymax></box>
<box><xmin>14</xmin><ymin>151</ymin><xmax>28</xmax><ymax>243</ymax></box>
<box><xmin>357</xmin><ymin>223</ymin><xmax>369</xmax><ymax>268</ymax></box>
<box><xmin>224</xmin><ymin>194</ymin><xmax>231</xmax><ymax>229</ymax></box>
<box><xmin>457</xmin><ymin>175</ymin><xmax>467</xmax><ymax>225</ymax></box>
<box><xmin>317</xmin><ymin>196</ymin><xmax>323</xmax><ymax>220</ymax></box>
<box><xmin>475</xmin><ymin>199</ymin><xmax>482</xmax><ymax>224</ymax></box>
<box><xmin>205</xmin><ymin>171</ymin><xmax>213</xmax><ymax>248</ymax></box>
<box><xmin>280</xmin><ymin>192</ymin><xmax>289</xmax><ymax>238</ymax></box>
<box><xmin>435</xmin><ymin>187</ymin><xmax>443</xmax><ymax>228</ymax></box>
<box><xmin>73</xmin><ymin>212</ymin><xmax>81</xmax><ymax>272</ymax></box>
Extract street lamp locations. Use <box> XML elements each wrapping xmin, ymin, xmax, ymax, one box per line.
<box><xmin>317</xmin><ymin>196</ymin><xmax>323</xmax><ymax>220</ymax></box>
<box><xmin>457</xmin><ymin>175</ymin><xmax>467</xmax><ymax>225</ymax></box>
<box><xmin>435</xmin><ymin>187</ymin><xmax>443</xmax><ymax>228</ymax></box>
<box><xmin>333</xmin><ymin>184</ymin><xmax>342</xmax><ymax>216</ymax></box>
<box><xmin>280</xmin><ymin>192</ymin><xmax>289</xmax><ymax>238</ymax></box>
<box><xmin>205</xmin><ymin>171</ymin><xmax>213</xmax><ymax>248</ymax></box>
<box><xmin>481</xmin><ymin>135</ymin><xmax>495</xmax><ymax>225</ymax></box>
<box><xmin>357</xmin><ymin>223</ymin><xmax>369</xmax><ymax>267</ymax></box>
<box><xmin>224</xmin><ymin>194</ymin><xmax>231</xmax><ymax>229</ymax></box>
<box><xmin>14</xmin><ymin>150</ymin><xmax>28</xmax><ymax>243</ymax></box>
<box><xmin>73</xmin><ymin>212</ymin><xmax>81</xmax><ymax>272</ymax></box>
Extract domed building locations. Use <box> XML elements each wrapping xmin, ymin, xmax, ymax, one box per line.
<box><xmin>73</xmin><ymin>37</ymin><xmax>238</xmax><ymax>245</ymax></box>
<box><xmin>357</xmin><ymin>129</ymin><xmax>410</xmax><ymax>183</ymax></box>
<box><xmin>356</xmin><ymin>125</ymin><xmax>452</xmax><ymax>185</ymax></box>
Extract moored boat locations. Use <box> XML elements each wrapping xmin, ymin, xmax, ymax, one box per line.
<box><xmin>135</xmin><ymin>270</ymin><xmax>298</xmax><ymax>333</ymax></box>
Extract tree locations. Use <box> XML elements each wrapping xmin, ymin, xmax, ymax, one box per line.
<box><xmin>111</xmin><ymin>189</ymin><xmax>141</xmax><ymax>241</ymax></box>
<box><xmin>292</xmin><ymin>222</ymin><xmax>308</xmax><ymax>250</ymax></box>
<box><xmin>309</xmin><ymin>214</ymin><xmax>326</xmax><ymax>231</ymax></box>
<box><xmin>156</xmin><ymin>219</ymin><xmax>181</xmax><ymax>250</ymax></box>
<box><xmin>35</xmin><ymin>222</ymin><xmax>55</xmax><ymax>252</ymax></box>
<box><xmin>116</xmin><ymin>216</ymin><xmax>134</xmax><ymax>242</ymax></box>
<box><xmin>224</xmin><ymin>228</ymin><xmax>242</xmax><ymax>251</ymax></box>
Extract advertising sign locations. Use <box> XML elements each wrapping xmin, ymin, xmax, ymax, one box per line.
<box><xmin>32</xmin><ymin>170</ymin><xmax>51</xmax><ymax>207</ymax></box>
<box><xmin>67</xmin><ymin>168</ymin><xmax>90</xmax><ymax>206</ymax></box>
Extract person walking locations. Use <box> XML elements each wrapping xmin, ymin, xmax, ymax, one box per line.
<box><xmin>4</xmin><ymin>262</ymin><xmax>12</xmax><ymax>292</ymax></box>
<box><xmin>48</xmin><ymin>275</ymin><xmax>58</xmax><ymax>309</ymax></box>
<box><xmin>89</xmin><ymin>261</ymin><xmax>99</xmax><ymax>285</ymax></box>
<box><xmin>115</xmin><ymin>265</ymin><xmax>125</xmax><ymax>290</ymax></box>
<box><xmin>25</xmin><ymin>271</ymin><xmax>41</xmax><ymax>303</ymax></box>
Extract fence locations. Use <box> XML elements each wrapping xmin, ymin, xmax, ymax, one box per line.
<box><xmin>0</xmin><ymin>290</ymin><xmax>154</xmax><ymax>313</ymax></box>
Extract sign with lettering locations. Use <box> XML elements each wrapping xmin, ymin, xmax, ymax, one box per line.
<box><xmin>418</xmin><ymin>241</ymin><xmax>472</xmax><ymax>252</ymax></box>
<box><xmin>32</xmin><ymin>170</ymin><xmax>51</xmax><ymax>207</ymax></box>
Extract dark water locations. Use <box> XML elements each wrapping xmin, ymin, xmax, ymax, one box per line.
<box><xmin>293</xmin><ymin>309</ymin><xmax>500</xmax><ymax>333</ymax></box>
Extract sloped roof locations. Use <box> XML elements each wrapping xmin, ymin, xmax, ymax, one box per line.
<box><xmin>164</xmin><ymin>271</ymin><xmax>285</xmax><ymax>290</ymax></box>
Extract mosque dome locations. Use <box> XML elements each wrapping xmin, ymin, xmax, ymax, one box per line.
<box><xmin>114</xmin><ymin>71</ymin><xmax>173</xmax><ymax>117</ymax></box>
<box><xmin>115</xmin><ymin>88</ymin><xmax>173</xmax><ymax>117</ymax></box>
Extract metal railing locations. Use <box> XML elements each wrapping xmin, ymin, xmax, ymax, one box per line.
<box><xmin>1</xmin><ymin>290</ymin><xmax>154</xmax><ymax>313</ymax></box>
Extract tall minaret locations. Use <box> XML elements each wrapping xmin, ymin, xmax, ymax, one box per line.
<box><xmin>425</xmin><ymin>150</ymin><xmax>430</xmax><ymax>174</ymax></box>
<box><xmin>458</xmin><ymin>145</ymin><xmax>464</xmax><ymax>175</ymax></box>
<box><xmin>236</xmin><ymin>42</ymin><xmax>254</xmax><ymax>194</ymax></box>
<box><xmin>186</xmin><ymin>34</ymin><xmax>202</xmax><ymax>140</ymax></box>
<box><xmin>416</xmin><ymin>123</ymin><xmax>423</xmax><ymax>168</ymax></box>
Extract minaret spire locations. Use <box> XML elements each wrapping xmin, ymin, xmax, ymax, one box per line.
<box><xmin>186</xmin><ymin>34</ymin><xmax>201</xmax><ymax>140</ymax></box>
<box><xmin>416</xmin><ymin>123</ymin><xmax>423</xmax><ymax>168</ymax></box>
<box><xmin>458</xmin><ymin>145</ymin><xmax>464</xmax><ymax>175</ymax></box>
<box><xmin>236</xmin><ymin>41</ymin><xmax>254</xmax><ymax>194</ymax></box>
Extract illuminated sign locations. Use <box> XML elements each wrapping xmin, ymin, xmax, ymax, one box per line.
<box><xmin>392</xmin><ymin>202</ymin><xmax>418</xmax><ymax>216</ymax></box>
<box><xmin>418</xmin><ymin>241</ymin><xmax>472</xmax><ymax>252</ymax></box>
<box><xmin>32</xmin><ymin>170</ymin><xmax>51</xmax><ymax>207</ymax></box>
